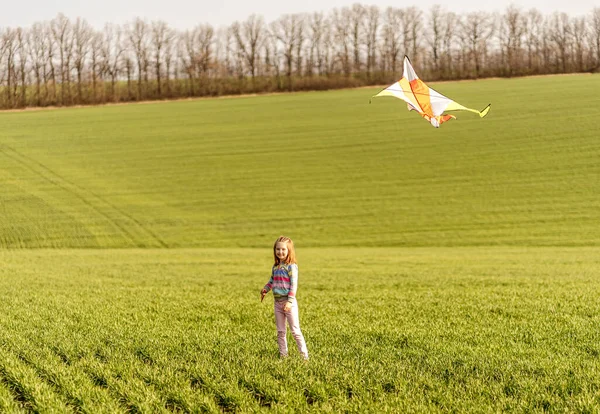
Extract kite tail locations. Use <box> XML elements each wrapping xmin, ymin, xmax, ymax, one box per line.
<box><xmin>445</xmin><ymin>102</ymin><xmax>492</xmax><ymax>118</ymax></box>
<box><xmin>479</xmin><ymin>104</ymin><xmax>491</xmax><ymax>118</ymax></box>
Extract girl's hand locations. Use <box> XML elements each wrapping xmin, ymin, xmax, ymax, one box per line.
<box><xmin>260</xmin><ymin>289</ymin><xmax>267</xmax><ymax>302</ymax></box>
<box><xmin>284</xmin><ymin>302</ymin><xmax>292</xmax><ymax>312</ymax></box>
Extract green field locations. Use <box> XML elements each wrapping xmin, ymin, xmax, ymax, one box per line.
<box><xmin>0</xmin><ymin>75</ymin><xmax>599</xmax><ymax>412</ymax></box>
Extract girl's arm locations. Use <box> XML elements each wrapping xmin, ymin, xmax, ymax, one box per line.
<box><xmin>261</xmin><ymin>271</ymin><xmax>274</xmax><ymax>302</ymax></box>
<box><xmin>287</xmin><ymin>264</ymin><xmax>298</xmax><ymax>304</ymax></box>
<box><xmin>263</xmin><ymin>268</ymin><xmax>274</xmax><ymax>293</ymax></box>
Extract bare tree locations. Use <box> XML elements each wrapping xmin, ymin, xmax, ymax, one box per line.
<box><xmin>427</xmin><ymin>5</ymin><xmax>444</xmax><ymax>75</ymax></box>
<box><xmin>15</xmin><ymin>28</ymin><xmax>29</xmax><ymax>107</ymax></box>
<box><xmin>128</xmin><ymin>18</ymin><xmax>150</xmax><ymax>99</ymax></box>
<box><xmin>591</xmin><ymin>8</ymin><xmax>600</xmax><ymax>68</ymax></box>
<box><xmin>0</xmin><ymin>4</ymin><xmax>599</xmax><ymax>109</ymax></box>
<box><xmin>271</xmin><ymin>14</ymin><xmax>304</xmax><ymax>89</ymax></box>
<box><xmin>294</xmin><ymin>16</ymin><xmax>305</xmax><ymax>76</ymax></box>
<box><xmin>102</xmin><ymin>23</ymin><xmax>125</xmax><ymax>101</ymax></box>
<box><xmin>179</xmin><ymin>24</ymin><xmax>214</xmax><ymax>96</ymax></box>
<box><xmin>349</xmin><ymin>4</ymin><xmax>365</xmax><ymax>73</ymax></box>
<box><xmin>73</xmin><ymin>18</ymin><xmax>93</xmax><ymax>102</ymax></box>
<box><xmin>524</xmin><ymin>9</ymin><xmax>543</xmax><ymax>73</ymax></box>
<box><xmin>27</xmin><ymin>23</ymin><xmax>46</xmax><ymax>106</ymax></box>
<box><xmin>498</xmin><ymin>5</ymin><xmax>526</xmax><ymax>76</ymax></box>
<box><xmin>550</xmin><ymin>12</ymin><xmax>571</xmax><ymax>72</ymax></box>
<box><xmin>1</xmin><ymin>29</ymin><xmax>18</xmax><ymax>107</ymax></box>
<box><xmin>89</xmin><ymin>31</ymin><xmax>103</xmax><ymax>103</ymax></box>
<box><xmin>231</xmin><ymin>14</ymin><xmax>265</xmax><ymax>80</ymax></box>
<box><xmin>363</xmin><ymin>5</ymin><xmax>380</xmax><ymax>78</ymax></box>
<box><xmin>399</xmin><ymin>9</ymin><xmax>413</xmax><ymax>59</ymax></box>
<box><xmin>381</xmin><ymin>7</ymin><xmax>403</xmax><ymax>76</ymax></box>
<box><xmin>263</xmin><ymin>29</ymin><xmax>281</xmax><ymax>88</ymax></box>
<box><xmin>460</xmin><ymin>12</ymin><xmax>494</xmax><ymax>77</ymax></box>
<box><xmin>570</xmin><ymin>16</ymin><xmax>587</xmax><ymax>71</ymax></box>
<box><xmin>163</xmin><ymin>27</ymin><xmax>176</xmax><ymax>97</ymax></box>
<box><xmin>179</xmin><ymin>29</ymin><xmax>197</xmax><ymax>96</ymax></box>
<box><xmin>306</xmin><ymin>12</ymin><xmax>326</xmax><ymax>76</ymax></box>
<box><xmin>196</xmin><ymin>24</ymin><xmax>215</xmax><ymax>94</ymax></box>
<box><xmin>331</xmin><ymin>7</ymin><xmax>352</xmax><ymax>76</ymax></box>
<box><xmin>151</xmin><ymin>20</ymin><xmax>174</xmax><ymax>97</ymax></box>
<box><xmin>406</xmin><ymin>7</ymin><xmax>423</xmax><ymax>66</ymax></box>
<box><xmin>122</xmin><ymin>48</ymin><xmax>134</xmax><ymax>100</ymax></box>
<box><xmin>51</xmin><ymin>14</ymin><xmax>74</xmax><ymax>104</ymax></box>
<box><xmin>197</xmin><ymin>24</ymin><xmax>214</xmax><ymax>77</ymax></box>
<box><xmin>41</xmin><ymin>23</ymin><xmax>58</xmax><ymax>104</ymax></box>
<box><xmin>219</xmin><ymin>27</ymin><xmax>236</xmax><ymax>77</ymax></box>
<box><xmin>441</xmin><ymin>11</ymin><xmax>459</xmax><ymax>78</ymax></box>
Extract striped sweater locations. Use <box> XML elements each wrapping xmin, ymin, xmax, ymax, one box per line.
<box><xmin>264</xmin><ymin>263</ymin><xmax>298</xmax><ymax>303</ymax></box>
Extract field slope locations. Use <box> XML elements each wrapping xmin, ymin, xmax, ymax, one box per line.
<box><xmin>0</xmin><ymin>74</ymin><xmax>598</xmax><ymax>248</ymax></box>
<box><xmin>0</xmin><ymin>75</ymin><xmax>598</xmax><ymax>412</ymax></box>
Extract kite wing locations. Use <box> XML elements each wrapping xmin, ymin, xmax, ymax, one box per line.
<box><xmin>372</xmin><ymin>56</ymin><xmax>491</xmax><ymax>128</ymax></box>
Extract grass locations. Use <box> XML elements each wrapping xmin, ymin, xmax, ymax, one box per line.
<box><xmin>0</xmin><ymin>248</ymin><xmax>598</xmax><ymax>412</ymax></box>
<box><xmin>0</xmin><ymin>74</ymin><xmax>598</xmax><ymax>411</ymax></box>
<box><xmin>0</xmin><ymin>74</ymin><xmax>598</xmax><ymax>248</ymax></box>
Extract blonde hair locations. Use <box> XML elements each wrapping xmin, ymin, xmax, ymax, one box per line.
<box><xmin>273</xmin><ymin>236</ymin><xmax>297</xmax><ymax>266</ymax></box>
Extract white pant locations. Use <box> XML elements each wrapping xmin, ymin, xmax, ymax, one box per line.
<box><xmin>274</xmin><ymin>300</ymin><xmax>308</xmax><ymax>359</ymax></box>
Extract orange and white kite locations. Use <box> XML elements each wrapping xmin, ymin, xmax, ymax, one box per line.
<box><xmin>372</xmin><ymin>56</ymin><xmax>491</xmax><ymax>128</ymax></box>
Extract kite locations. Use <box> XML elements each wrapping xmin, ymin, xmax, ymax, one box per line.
<box><xmin>371</xmin><ymin>56</ymin><xmax>491</xmax><ymax>128</ymax></box>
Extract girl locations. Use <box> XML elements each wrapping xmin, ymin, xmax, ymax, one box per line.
<box><xmin>261</xmin><ymin>236</ymin><xmax>309</xmax><ymax>360</ymax></box>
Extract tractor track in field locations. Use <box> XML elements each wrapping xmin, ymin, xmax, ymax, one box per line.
<box><xmin>0</xmin><ymin>144</ymin><xmax>168</xmax><ymax>248</ymax></box>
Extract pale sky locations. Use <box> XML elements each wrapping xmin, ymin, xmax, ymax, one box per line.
<box><xmin>1</xmin><ymin>0</ymin><xmax>595</xmax><ymax>30</ymax></box>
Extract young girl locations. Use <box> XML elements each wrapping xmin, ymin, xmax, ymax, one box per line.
<box><xmin>261</xmin><ymin>236</ymin><xmax>309</xmax><ymax>360</ymax></box>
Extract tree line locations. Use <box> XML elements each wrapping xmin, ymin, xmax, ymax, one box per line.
<box><xmin>1</xmin><ymin>5</ymin><xmax>599</xmax><ymax>109</ymax></box>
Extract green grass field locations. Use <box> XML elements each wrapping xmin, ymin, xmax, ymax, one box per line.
<box><xmin>0</xmin><ymin>74</ymin><xmax>599</xmax><ymax>412</ymax></box>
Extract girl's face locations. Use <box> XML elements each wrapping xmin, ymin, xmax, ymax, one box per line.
<box><xmin>275</xmin><ymin>242</ymin><xmax>289</xmax><ymax>261</ymax></box>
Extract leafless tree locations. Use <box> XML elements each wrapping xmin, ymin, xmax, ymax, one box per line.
<box><xmin>295</xmin><ymin>17</ymin><xmax>305</xmax><ymax>76</ymax></box>
<box><xmin>405</xmin><ymin>7</ymin><xmax>423</xmax><ymax>66</ymax></box>
<box><xmin>102</xmin><ymin>23</ymin><xmax>125</xmax><ymax>101</ymax></box>
<box><xmin>305</xmin><ymin>12</ymin><xmax>327</xmax><ymax>76</ymax></box>
<box><xmin>263</xmin><ymin>29</ymin><xmax>281</xmax><ymax>87</ymax></box>
<box><xmin>179</xmin><ymin>29</ymin><xmax>197</xmax><ymax>95</ymax></box>
<box><xmin>27</xmin><ymin>23</ymin><xmax>46</xmax><ymax>106</ymax></box>
<box><xmin>498</xmin><ymin>5</ymin><xmax>526</xmax><ymax>75</ymax></box>
<box><xmin>219</xmin><ymin>27</ymin><xmax>236</xmax><ymax>77</ymax></box>
<box><xmin>1</xmin><ymin>29</ymin><xmax>18</xmax><ymax>107</ymax></box>
<box><xmin>122</xmin><ymin>48</ymin><xmax>135</xmax><ymax>100</ymax></box>
<box><xmin>128</xmin><ymin>18</ymin><xmax>150</xmax><ymax>99</ymax></box>
<box><xmin>73</xmin><ymin>18</ymin><xmax>93</xmax><ymax>102</ymax></box>
<box><xmin>460</xmin><ymin>12</ymin><xmax>494</xmax><ymax>77</ymax></box>
<box><xmin>163</xmin><ymin>29</ymin><xmax>177</xmax><ymax>97</ymax></box>
<box><xmin>271</xmin><ymin>14</ymin><xmax>304</xmax><ymax>89</ymax></box>
<box><xmin>524</xmin><ymin>9</ymin><xmax>543</xmax><ymax>73</ymax></box>
<box><xmin>151</xmin><ymin>20</ymin><xmax>174</xmax><ymax>97</ymax></box>
<box><xmin>0</xmin><ymin>5</ymin><xmax>598</xmax><ymax>109</ymax></box>
<box><xmin>570</xmin><ymin>16</ymin><xmax>587</xmax><ymax>71</ymax></box>
<box><xmin>399</xmin><ymin>9</ymin><xmax>413</xmax><ymax>60</ymax></box>
<box><xmin>363</xmin><ymin>5</ymin><xmax>380</xmax><ymax>78</ymax></box>
<box><xmin>89</xmin><ymin>31</ymin><xmax>103</xmax><ymax>102</ymax></box>
<box><xmin>441</xmin><ymin>11</ymin><xmax>459</xmax><ymax>78</ymax></box>
<box><xmin>349</xmin><ymin>4</ymin><xmax>365</xmax><ymax>73</ymax></box>
<box><xmin>197</xmin><ymin>25</ymin><xmax>214</xmax><ymax>88</ymax></box>
<box><xmin>591</xmin><ymin>8</ymin><xmax>600</xmax><ymax>68</ymax></box>
<box><xmin>427</xmin><ymin>5</ymin><xmax>444</xmax><ymax>74</ymax></box>
<box><xmin>42</xmin><ymin>23</ymin><xmax>58</xmax><ymax>104</ymax></box>
<box><xmin>231</xmin><ymin>14</ymin><xmax>265</xmax><ymax>80</ymax></box>
<box><xmin>51</xmin><ymin>13</ymin><xmax>74</xmax><ymax>104</ymax></box>
<box><xmin>381</xmin><ymin>7</ymin><xmax>403</xmax><ymax>75</ymax></box>
<box><xmin>550</xmin><ymin>12</ymin><xmax>571</xmax><ymax>72</ymax></box>
<box><xmin>15</xmin><ymin>28</ymin><xmax>29</xmax><ymax>107</ymax></box>
<box><xmin>331</xmin><ymin>7</ymin><xmax>352</xmax><ymax>75</ymax></box>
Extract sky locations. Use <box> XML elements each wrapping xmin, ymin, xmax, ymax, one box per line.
<box><xmin>1</xmin><ymin>0</ymin><xmax>596</xmax><ymax>30</ymax></box>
